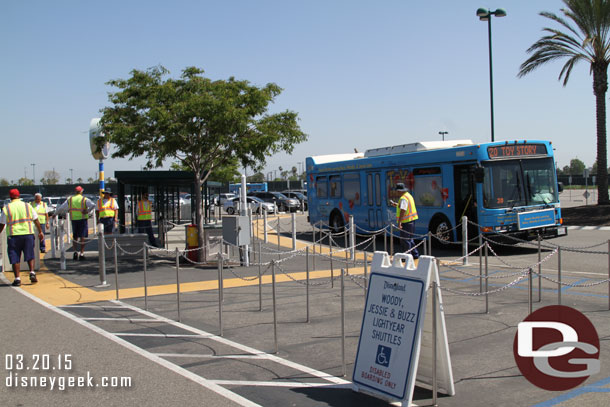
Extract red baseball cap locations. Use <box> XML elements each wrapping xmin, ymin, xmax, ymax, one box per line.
<box><xmin>9</xmin><ymin>189</ymin><xmax>20</xmax><ymax>199</ymax></box>
<box><xmin>75</xmin><ymin>186</ymin><xmax>84</xmax><ymax>193</ymax></box>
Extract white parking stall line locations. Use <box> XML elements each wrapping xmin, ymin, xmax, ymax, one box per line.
<box><xmin>210</xmin><ymin>380</ymin><xmax>352</xmax><ymax>388</ymax></box>
<box><xmin>155</xmin><ymin>353</ymin><xmax>268</xmax><ymax>359</ymax></box>
<box><xmin>112</xmin><ymin>300</ymin><xmax>352</xmax><ymax>386</ymax></box>
<box><xmin>116</xmin><ymin>333</ymin><xmax>214</xmax><ymax>338</ymax></box>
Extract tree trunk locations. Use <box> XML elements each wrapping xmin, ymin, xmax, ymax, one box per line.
<box><xmin>593</xmin><ymin>64</ymin><xmax>609</xmax><ymax>205</ymax></box>
<box><xmin>194</xmin><ymin>173</ymin><xmax>205</xmax><ymax>262</ymax></box>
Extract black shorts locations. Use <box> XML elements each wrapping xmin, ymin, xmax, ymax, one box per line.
<box><xmin>7</xmin><ymin>234</ymin><xmax>35</xmax><ymax>264</ymax></box>
<box><xmin>72</xmin><ymin>219</ymin><xmax>89</xmax><ymax>238</ymax></box>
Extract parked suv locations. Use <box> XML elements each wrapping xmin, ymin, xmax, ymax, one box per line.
<box><xmin>282</xmin><ymin>190</ymin><xmax>307</xmax><ymax>211</ymax></box>
<box><xmin>250</xmin><ymin>191</ymin><xmax>300</xmax><ymax>213</ymax></box>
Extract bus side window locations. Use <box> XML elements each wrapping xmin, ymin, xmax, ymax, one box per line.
<box><xmin>344</xmin><ymin>173</ymin><xmax>360</xmax><ymax>205</ymax></box>
<box><xmin>367</xmin><ymin>174</ymin><xmax>373</xmax><ymax>206</ymax></box>
<box><xmin>330</xmin><ymin>175</ymin><xmax>341</xmax><ymax>198</ymax></box>
<box><xmin>316</xmin><ymin>176</ymin><xmax>328</xmax><ymax>198</ymax></box>
<box><xmin>375</xmin><ymin>173</ymin><xmax>381</xmax><ymax>206</ymax></box>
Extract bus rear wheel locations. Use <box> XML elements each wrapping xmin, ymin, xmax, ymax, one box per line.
<box><xmin>330</xmin><ymin>212</ymin><xmax>345</xmax><ymax>234</ymax></box>
<box><xmin>430</xmin><ymin>216</ymin><xmax>453</xmax><ymax>247</ymax></box>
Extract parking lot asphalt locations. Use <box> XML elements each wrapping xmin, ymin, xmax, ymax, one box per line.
<box><xmin>2</xmin><ymin>211</ymin><xmax>610</xmax><ymax>407</ymax></box>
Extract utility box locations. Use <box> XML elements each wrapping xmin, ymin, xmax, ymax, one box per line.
<box><xmin>222</xmin><ymin>216</ymin><xmax>251</xmax><ymax>246</ymax></box>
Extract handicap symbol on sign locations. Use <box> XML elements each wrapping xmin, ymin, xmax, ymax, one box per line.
<box><xmin>375</xmin><ymin>345</ymin><xmax>391</xmax><ymax>367</ymax></box>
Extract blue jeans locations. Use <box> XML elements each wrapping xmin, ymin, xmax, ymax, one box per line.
<box><xmin>399</xmin><ymin>221</ymin><xmax>419</xmax><ymax>259</ymax></box>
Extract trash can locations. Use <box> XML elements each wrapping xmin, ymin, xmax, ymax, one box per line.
<box><xmin>186</xmin><ymin>224</ymin><xmax>199</xmax><ymax>262</ymax></box>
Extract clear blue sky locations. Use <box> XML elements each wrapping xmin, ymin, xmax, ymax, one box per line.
<box><xmin>0</xmin><ymin>0</ymin><xmax>599</xmax><ymax>184</ymax></box>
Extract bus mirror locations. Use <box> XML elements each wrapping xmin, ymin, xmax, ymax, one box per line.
<box><xmin>557</xmin><ymin>182</ymin><xmax>564</xmax><ymax>193</ymax></box>
<box><xmin>474</xmin><ymin>167</ymin><xmax>485</xmax><ymax>183</ymax></box>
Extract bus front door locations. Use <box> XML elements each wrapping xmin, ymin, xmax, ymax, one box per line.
<box><xmin>454</xmin><ymin>164</ymin><xmax>479</xmax><ymax>239</ymax></box>
<box><xmin>366</xmin><ymin>172</ymin><xmax>383</xmax><ymax>231</ymax></box>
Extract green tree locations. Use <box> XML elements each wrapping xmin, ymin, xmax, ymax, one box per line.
<box><xmin>99</xmin><ymin>66</ymin><xmax>307</xmax><ymax>259</ymax></box>
<box><xmin>41</xmin><ymin>170</ymin><xmax>60</xmax><ymax>185</ymax></box>
<box><xmin>18</xmin><ymin>177</ymin><xmax>33</xmax><ymax>186</ymax></box>
<box><xmin>569</xmin><ymin>158</ymin><xmax>586</xmax><ymax>175</ymax></box>
<box><xmin>518</xmin><ymin>0</ymin><xmax>609</xmax><ymax>204</ymax></box>
<box><xmin>247</xmin><ymin>172</ymin><xmax>266</xmax><ymax>183</ymax></box>
<box><xmin>0</xmin><ymin>178</ymin><xmax>9</xmax><ymax>186</ymax></box>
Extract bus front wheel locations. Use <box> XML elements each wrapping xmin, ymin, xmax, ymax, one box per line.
<box><xmin>429</xmin><ymin>216</ymin><xmax>453</xmax><ymax>247</ymax></box>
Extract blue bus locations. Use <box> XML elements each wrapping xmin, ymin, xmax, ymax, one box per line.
<box><xmin>229</xmin><ymin>182</ymin><xmax>268</xmax><ymax>195</ymax></box>
<box><xmin>306</xmin><ymin>140</ymin><xmax>566</xmax><ymax>242</ymax></box>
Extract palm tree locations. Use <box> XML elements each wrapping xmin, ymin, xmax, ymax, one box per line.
<box><xmin>518</xmin><ymin>0</ymin><xmax>609</xmax><ymax>204</ymax></box>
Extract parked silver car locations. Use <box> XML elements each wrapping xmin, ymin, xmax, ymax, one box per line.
<box><xmin>224</xmin><ymin>196</ymin><xmax>276</xmax><ymax>215</ymax></box>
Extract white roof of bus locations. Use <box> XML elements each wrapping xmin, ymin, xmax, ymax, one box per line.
<box><xmin>364</xmin><ymin>140</ymin><xmax>474</xmax><ymax>157</ymax></box>
<box><xmin>309</xmin><ymin>153</ymin><xmax>365</xmax><ymax>164</ymax></box>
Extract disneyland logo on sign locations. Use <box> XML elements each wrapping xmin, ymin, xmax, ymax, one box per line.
<box><xmin>513</xmin><ymin>305</ymin><xmax>600</xmax><ymax>391</ymax></box>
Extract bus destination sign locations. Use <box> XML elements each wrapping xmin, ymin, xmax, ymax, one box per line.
<box><xmin>487</xmin><ymin>143</ymin><xmax>547</xmax><ymax>159</ymax></box>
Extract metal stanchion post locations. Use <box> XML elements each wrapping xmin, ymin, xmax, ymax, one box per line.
<box><xmin>364</xmin><ymin>251</ymin><xmax>368</xmax><ymax>296</ymax></box>
<box><xmin>258</xmin><ymin>241</ymin><xmax>262</xmax><ymax>312</ymax></box>
<box><xmin>345</xmin><ymin>244</ymin><xmax>350</xmax><ymax>276</ymax></box>
<box><xmin>384</xmin><ymin>230</ymin><xmax>387</xmax><ymax>253</ymax></box>
<box><xmin>59</xmin><ymin>219</ymin><xmax>66</xmax><ymax>271</ymax></box>
<box><xmin>291</xmin><ymin>212</ymin><xmax>296</xmax><ymax>251</ymax></box>
<box><xmin>271</xmin><ymin>260</ymin><xmax>278</xmax><ymax>354</ymax></box>
<box><xmin>558</xmin><ymin>246</ymin><xmax>562</xmax><ymax>305</ymax></box>
<box><xmin>373</xmin><ymin>233</ymin><xmax>376</xmax><ymax>253</ymax></box>
<box><xmin>263</xmin><ymin>211</ymin><xmax>268</xmax><ymax>243</ymax></box>
<box><xmin>462</xmin><ymin>216</ymin><xmax>468</xmax><ymax>266</ymax></box>
<box><xmin>277</xmin><ymin>217</ymin><xmax>281</xmax><ymax>260</ymax></box>
<box><xmin>538</xmin><ymin>234</ymin><xmax>542</xmax><ymax>302</ymax></box>
<box><xmin>390</xmin><ymin>224</ymin><xmax>394</xmax><ymax>256</ymax></box>
<box><xmin>114</xmin><ymin>239</ymin><xmax>119</xmax><ymax>300</ymax></box>
<box><xmin>312</xmin><ymin>225</ymin><xmax>316</xmax><ymax>271</ymax></box>
<box><xmin>479</xmin><ymin>233</ymin><xmax>483</xmax><ymax>293</ymax></box>
<box><xmin>485</xmin><ymin>242</ymin><xmax>489</xmax><ymax>314</ymax></box>
<box><xmin>432</xmin><ymin>278</ymin><xmax>438</xmax><ymax>407</ymax></box>
<box><xmin>143</xmin><ymin>243</ymin><xmax>148</xmax><ymax>310</ymax></box>
<box><xmin>97</xmin><ymin>224</ymin><xmax>107</xmax><ymax>286</ymax></box>
<box><xmin>50</xmin><ymin>217</ymin><xmax>56</xmax><ymax>258</ymax></box>
<box><xmin>428</xmin><ymin>231</ymin><xmax>432</xmax><ymax>257</ymax></box>
<box><xmin>330</xmin><ymin>236</ymin><xmax>334</xmax><ymax>288</ymax></box>
<box><xmin>527</xmin><ymin>267</ymin><xmax>533</xmax><ymax>314</ymax></box>
<box><xmin>340</xmin><ymin>268</ymin><xmax>346</xmax><ymax>377</ymax></box>
<box><xmin>349</xmin><ymin>215</ymin><xmax>355</xmax><ymax>261</ymax></box>
<box><xmin>217</xmin><ymin>253</ymin><xmax>223</xmax><ymax>336</ymax></box>
<box><xmin>306</xmin><ymin>247</ymin><xmax>310</xmax><ymax>323</ymax></box>
<box><xmin>175</xmin><ymin>247</ymin><xmax>181</xmax><ymax>322</ymax></box>
<box><xmin>608</xmin><ymin>240</ymin><xmax>610</xmax><ymax>310</ymax></box>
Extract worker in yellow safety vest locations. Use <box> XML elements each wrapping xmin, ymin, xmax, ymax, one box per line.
<box><xmin>96</xmin><ymin>188</ymin><xmax>119</xmax><ymax>234</ymax></box>
<box><xmin>137</xmin><ymin>192</ymin><xmax>157</xmax><ymax>246</ymax></box>
<box><xmin>55</xmin><ymin>185</ymin><xmax>96</xmax><ymax>260</ymax></box>
<box><xmin>30</xmin><ymin>193</ymin><xmax>52</xmax><ymax>253</ymax></box>
<box><xmin>0</xmin><ymin>189</ymin><xmax>44</xmax><ymax>286</ymax></box>
<box><xmin>391</xmin><ymin>183</ymin><xmax>420</xmax><ymax>259</ymax></box>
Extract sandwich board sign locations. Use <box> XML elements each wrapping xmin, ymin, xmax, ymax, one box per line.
<box><xmin>352</xmin><ymin>252</ymin><xmax>454</xmax><ymax>405</ymax></box>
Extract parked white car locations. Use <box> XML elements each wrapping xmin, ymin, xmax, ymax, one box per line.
<box><xmin>224</xmin><ymin>196</ymin><xmax>276</xmax><ymax>215</ymax></box>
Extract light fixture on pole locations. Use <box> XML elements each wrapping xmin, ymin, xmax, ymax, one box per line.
<box><xmin>31</xmin><ymin>163</ymin><xmax>36</xmax><ymax>185</ymax></box>
<box><xmin>439</xmin><ymin>131</ymin><xmax>448</xmax><ymax>141</ymax></box>
<box><xmin>476</xmin><ymin>7</ymin><xmax>506</xmax><ymax>143</ymax></box>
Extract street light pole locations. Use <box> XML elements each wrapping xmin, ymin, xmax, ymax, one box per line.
<box><xmin>31</xmin><ymin>163</ymin><xmax>36</xmax><ymax>185</ymax></box>
<box><xmin>69</xmin><ymin>168</ymin><xmax>74</xmax><ymax>184</ymax></box>
<box><xmin>477</xmin><ymin>7</ymin><xmax>506</xmax><ymax>143</ymax></box>
<box><xmin>439</xmin><ymin>131</ymin><xmax>448</xmax><ymax>141</ymax></box>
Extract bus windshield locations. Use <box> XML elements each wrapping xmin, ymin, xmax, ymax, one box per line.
<box><xmin>483</xmin><ymin>157</ymin><xmax>558</xmax><ymax>209</ymax></box>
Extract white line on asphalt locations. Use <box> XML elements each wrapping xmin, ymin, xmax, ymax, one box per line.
<box><xmin>81</xmin><ymin>317</ymin><xmax>162</xmax><ymax>322</ymax></box>
<box><xmin>1</xmin><ymin>277</ymin><xmax>263</xmax><ymax>407</ymax></box>
<box><xmin>116</xmin><ymin>333</ymin><xmax>213</xmax><ymax>338</ymax></box>
<box><xmin>155</xmin><ymin>353</ymin><xmax>267</xmax><ymax>359</ymax></box>
<box><xmin>113</xmin><ymin>300</ymin><xmax>352</xmax><ymax>386</ymax></box>
<box><xmin>210</xmin><ymin>380</ymin><xmax>352</xmax><ymax>388</ymax></box>
<box><xmin>567</xmin><ymin>226</ymin><xmax>610</xmax><ymax>231</ymax></box>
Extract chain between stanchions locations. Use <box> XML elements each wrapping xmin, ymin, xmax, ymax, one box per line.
<box><xmin>439</xmin><ymin>273</ymin><xmax>529</xmax><ymax>296</ymax></box>
<box><xmin>537</xmin><ymin>273</ymin><xmax>610</xmax><ymax>287</ymax></box>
